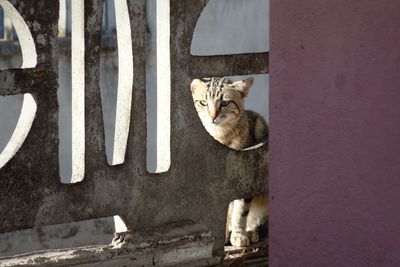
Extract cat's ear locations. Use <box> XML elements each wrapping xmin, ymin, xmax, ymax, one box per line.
<box><xmin>190</xmin><ymin>79</ymin><xmax>204</xmax><ymax>94</ymax></box>
<box><xmin>232</xmin><ymin>77</ymin><xmax>254</xmax><ymax>98</ymax></box>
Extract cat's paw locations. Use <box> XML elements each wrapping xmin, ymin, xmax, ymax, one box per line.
<box><xmin>230</xmin><ymin>231</ymin><xmax>250</xmax><ymax>247</ymax></box>
<box><xmin>247</xmin><ymin>230</ymin><xmax>259</xmax><ymax>243</ymax></box>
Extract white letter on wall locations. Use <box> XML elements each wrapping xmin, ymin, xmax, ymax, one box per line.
<box><xmin>68</xmin><ymin>0</ymin><xmax>85</xmax><ymax>183</ymax></box>
<box><xmin>110</xmin><ymin>0</ymin><xmax>133</xmax><ymax>165</ymax></box>
<box><xmin>146</xmin><ymin>0</ymin><xmax>171</xmax><ymax>173</ymax></box>
<box><xmin>0</xmin><ymin>0</ymin><xmax>37</xmax><ymax>169</ymax></box>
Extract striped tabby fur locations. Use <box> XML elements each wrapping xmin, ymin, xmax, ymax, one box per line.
<box><xmin>190</xmin><ymin>77</ymin><xmax>268</xmax><ymax>247</ymax></box>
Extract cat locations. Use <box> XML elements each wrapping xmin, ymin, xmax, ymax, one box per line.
<box><xmin>190</xmin><ymin>77</ymin><xmax>268</xmax><ymax>247</ymax></box>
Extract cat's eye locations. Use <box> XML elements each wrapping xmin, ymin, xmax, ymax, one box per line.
<box><xmin>199</xmin><ymin>100</ymin><xmax>208</xmax><ymax>106</ymax></box>
<box><xmin>220</xmin><ymin>100</ymin><xmax>230</xmax><ymax>107</ymax></box>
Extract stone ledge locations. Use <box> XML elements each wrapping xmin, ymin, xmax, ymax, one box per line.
<box><xmin>0</xmin><ymin>221</ymin><xmax>220</xmax><ymax>267</ymax></box>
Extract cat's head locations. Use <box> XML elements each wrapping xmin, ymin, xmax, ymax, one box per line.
<box><xmin>190</xmin><ymin>77</ymin><xmax>254</xmax><ymax>129</ymax></box>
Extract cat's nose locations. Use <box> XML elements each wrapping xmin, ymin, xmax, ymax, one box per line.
<box><xmin>209</xmin><ymin>113</ymin><xmax>217</xmax><ymax>122</ymax></box>
<box><xmin>209</xmin><ymin>108</ymin><xmax>219</xmax><ymax>122</ymax></box>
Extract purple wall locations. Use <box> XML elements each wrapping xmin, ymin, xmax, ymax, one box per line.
<box><xmin>270</xmin><ymin>1</ymin><xmax>400</xmax><ymax>266</ymax></box>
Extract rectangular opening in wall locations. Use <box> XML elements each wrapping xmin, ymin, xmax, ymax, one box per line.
<box><xmin>0</xmin><ymin>6</ymin><xmax>4</xmax><ymax>39</ymax></box>
<box><xmin>0</xmin><ymin>7</ymin><xmax>22</xmax><ymax>68</ymax></box>
<box><xmin>0</xmin><ymin>94</ymin><xmax>37</xmax><ymax>170</ymax></box>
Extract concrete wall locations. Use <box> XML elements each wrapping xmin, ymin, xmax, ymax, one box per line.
<box><xmin>270</xmin><ymin>1</ymin><xmax>400</xmax><ymax>266</ymax></box>
<box><xmin>0</xmin><ymin>0</ymin><xmax>268</xmax><ymax>257</ymax></box>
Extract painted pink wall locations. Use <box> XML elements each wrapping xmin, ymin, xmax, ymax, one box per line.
<box><xmin>270</xmin><ymin>1</ymin><xmax>400</xmax><ymax>266</ymax></box>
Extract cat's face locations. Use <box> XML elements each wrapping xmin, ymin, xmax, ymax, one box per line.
<box><xmin>190</xmin><ymin>77</ymin><xmax>254</xmax><ymax>129</ymax></box>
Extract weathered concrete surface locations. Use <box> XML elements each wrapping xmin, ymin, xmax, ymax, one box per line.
<box><xmin>0</xmin><ymin>216</ymin><xmax>114</xmax><ymax>257</ymax></box>
<box><xmin>0</xmin><ymin>0</ymin><xmax>268</xmax><ymax>259</ymax></box>
<box><xmin>0</xmin><ymin>221</ymin><xmax>219</xmax><ymax>267</ymax></box>
<box><xmin>0</xmin><ymin>0</ymin><xmax>60</xmax><ymax>231</ymax></box>
<box><xmin>189</xmin><ymin>53</ymin><xmax>268</xmax><ymax>78</ymax></box>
